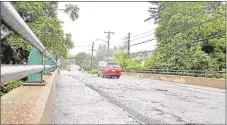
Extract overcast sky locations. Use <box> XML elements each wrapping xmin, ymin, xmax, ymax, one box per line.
<box><xmin>57</xmin><ymin>2</ymin><xmax>158</xmax><ymax>55</ymax></box>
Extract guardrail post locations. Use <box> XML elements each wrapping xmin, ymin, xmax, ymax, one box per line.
<box><xmin>43</xmin><ymin>57</ymin><xmax>51</xmax><ymax>74</ymax></box>
<box><xmin>24</xmin><ymin>47</ymin><xmax>44</xmax><ymax>85</ymax></box>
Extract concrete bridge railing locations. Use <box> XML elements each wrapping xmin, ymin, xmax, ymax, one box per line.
<box><xmin>121</xmin><ymin>72</ymin><xmax>226</xmax><ymax>89</ymax></box>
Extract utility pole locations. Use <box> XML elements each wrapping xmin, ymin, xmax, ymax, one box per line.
<box><xmin>123</xmin><ymin>32</ymin><xmax>130</xmax><ymax>57</ymax></box>
<box><xmin>91</xmin><ymin>42</ymin><xmax>94</xmax><ymax>68</ymax></box>
<box><xmin>89</xmin><ymin>42</ymin><xmax>96</xmax><ymax>70</ymax></box>
<box><xmin>128</xmin><ymin>32</ymin><xmax>130</xmax><ymax>57</ymax></box>
<box><xmin>104</xmin><ymin>31</ymin><xmax>114</xmax><ymax>62</ymax></box>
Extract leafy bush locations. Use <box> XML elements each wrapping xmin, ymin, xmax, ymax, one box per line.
<box><xmin>222</xmin><ymin>74</ymin><xmax>226</xmax><ymax>79</ymax></box>
<box><xmin>1</xmin><ymin>80</ymin><xmax>23</xmax><ymax>96</ymax></box>
<box><xmin>87</xmin><ymin>71</ymin><xmax>96</xmax><ymax>75</ymax></box>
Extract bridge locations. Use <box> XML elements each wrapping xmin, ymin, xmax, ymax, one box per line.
<box><xmin>1</xmin><ymin>2</ymin><xmax>225</xmax><ymax>124</ymax></box>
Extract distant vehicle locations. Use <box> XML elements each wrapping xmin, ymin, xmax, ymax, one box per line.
<box><xmin>97</xmin><ymin>61</ymin><xmax>121</xmax><ymax>78</ymax></box>
<box><xmin>98</xmin><ymin>61</ymin><xmax>106</xmax><ymax>67</ymax></box>
<box><xmin>68</xmin><ymin>69</ymin><xmax>71</xmax><ymax>71</ymax></box>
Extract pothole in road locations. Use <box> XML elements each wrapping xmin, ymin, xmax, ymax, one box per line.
<box><xmin>142</xmin><ymin>99</ymin><xmax>160</xmax><ymax>104</ymax></box>
<box><xmin>193</xmin><ymin>95</ymin><xmax>209</xmax><ymax>100</ymax></box>
<box><xmin>63</xmin><ymin>112</ymin><xmax>71</xmax><ymax>117</ymax></box>
<box><xmin>156</xmin><ymin>89</ymin><xmax>168</xmax><ymax>92</ymax></box>
<box><xmin>119</xmin><ymin>95</ymin><xmax>125</xmax><ymax>98</ymax></box>
<box><xmin>185</xmin><ymin>123</ymin><xmax>198</xmax><ymax>125</ymax></box>
<box><xmin>153</xmin><ymin>108</ymin><xmax>185</xmax><ymax>123</ymax></box>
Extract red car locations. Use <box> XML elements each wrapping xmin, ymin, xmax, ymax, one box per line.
<box><xmin>97</xmin><ymin>62</ymin><xmax>121</xmax><ymax>78</ymax></box>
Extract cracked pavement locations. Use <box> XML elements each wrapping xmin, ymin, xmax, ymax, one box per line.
<box><xmin>52</xmin><ymin>65</ymin><xmax>225</xmax><ymax>124</ymax></box>
<box><xmin>51</xmin><ymin>73</ymin><xmax>142</xmax><ymax>124</ymax></box>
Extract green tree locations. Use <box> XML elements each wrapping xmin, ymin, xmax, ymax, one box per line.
<box><xmin>63</xmin><ymin>4</ymin><xmax>79</xmax><ymax>21</ymax></box>
<box><xmin>96</xmin><ymin>45</ymin><xmax>107</xmax><ymax>61</ymax></box>
<box><xmin>74</xmin><ymin>52</ymin><xmax>99</xmax><ymax>70</ymax></box>
<box><xmin>1</xmin><ymin>2</ymin><xmax>79</xmax><ymax>64</ymax></box>
<box><xmin>65</xmin><ymin>33</ymin><xmax>74</xmax><ymax>49</ymax></box>
<box><xmin>74</xmin><ymin>52</ymin><xmax>87</xmax><ymax>66</ymax></box>
<box><xmin>127</xmin><ymin>59</ymin><xmax>143</xmax><ymax>70</ymax></box>
<box><xmin>145</xmin><ymin>2</ymin><xmax>226</xmax><ymax>71</ymax></box>
<box><xmin>112</xmin><ymin>50</ymin><xmax>130</xmax><ymax>70</ymax></box>
<box><xmin>112</xmin><ymin>50</ymin><xmax>144</xmax><ymax>70</ymax></box>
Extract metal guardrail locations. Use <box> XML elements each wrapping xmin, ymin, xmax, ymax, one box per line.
<box><xmin>122</xmin><ymin>69</ymin><xmax>226</xmax><ymax>78</ymax></box>
<box><xmin>1</xmin><ymin>2</ymin><xmax>56</xmax><ymax>64</ymax></box>
<box><xmin>0</xmin><ymin>2</ymin><xmax>59</xmax><ymax>85</ymax></box>
<box><xmin>1</xmin><ymin>65</ymin><xmax>52</xmax><ymax>85</ymax></box>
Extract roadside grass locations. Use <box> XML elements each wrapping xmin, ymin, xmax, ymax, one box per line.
<box><xmin>1</xmin><ymin>80</ymin><xmax>23</xmax><ymax>96</ymax></box>
<box><xmin>87</xmin><ymin>71</ymin><xmax>96</xmax><ymax>75</ymax></box>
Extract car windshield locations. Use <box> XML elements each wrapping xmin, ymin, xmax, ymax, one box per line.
<box><xmin>107</xmin><ymin>63</ymin><xmax>119</xmax><ymax>68</ymax></box>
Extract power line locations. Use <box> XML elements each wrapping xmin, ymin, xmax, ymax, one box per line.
<box><xmin>115</xmin><ymin>33</ymin><xmax>225</xmax><ymax>56</ymax></box>
<box><xmin>161</xmin><ymin>33</ymin><xmax>226</xmax><ymax>51</ymax></box>
<box><xmin>131</xmin><ymin>33</ymin><xmax>154</xmax><ymax>42</ymax></box>
<box><xmin>157</xmin><ymin>15</ymin><xmax>224</xmax><ymax>38</ymax></box>
<box><xmin>177</xmin><ymin>33</ymin><xmax>226</xmax><ymax>47</ymax></box>
<box><xmin>107</xmin><ymin>31</ymin><xmax>154</xmax><ymax>47</ymax></box>
<box><xmin>130</xmin><ymin>39</ymin><xmax>156</xmax><ymax>47</ymax></box>
<box><xmin>132</xmin><ymin>50</ymin><xmax>154</xmax><ymax>54</ymax></box>
<box><xmin>74</xmin><ymin>41</ymin><xmax>123</xmax><ymax>47</ymax></box>
<box><xmin>113</xmin><ymin>50</ymin><xmax>154</xmax><ymax>55</ymax></box>
<box><xmin>74</xmin><ymin>45</ymin><xmax>92</xmax><ymax>47</ymax></box>
<box><xmin>110</xmin><ymin>42</ymin><xmax>124</xmax><ymax>45</ymax></box>
<box><xmin>164</xmin><ymin>33</ymin><xmax>226</xmax><ymax>60</ymax></box>
<box><xmin>131</xmin><ymin>29</ymin><xmax>155</xmax><ymax>38</ymax></box>
<box><xmin>130</xmin><ymin>15</ymin><xmax>224</xmax><ymax>43</ymax></box>
<box><xmin>74</xmin><ymin>41</ymin><xmax>123</xmax><ymax>48</ymax></box>
<box><xmin>115</xmin><ymin>16</ymin><xmax>225</xmax><ymax>57</ymax></box>
<box><xmin>138</xmin><ymin>16</ymin><xmax>225</xmax><ymax>52</ymax></box>
<box><xmin>119</xmin><ymin>34</ymin><xmax>225</xmax><ymax>56</ymax></box>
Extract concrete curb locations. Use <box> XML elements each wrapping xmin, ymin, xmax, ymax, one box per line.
<box><xmin>121</xmin><ymin>72</ymin><xmax>226</xmax><ymax>89</ymax></box>
<box><xmin>1</xmin><ymin>70</ymin><xmax>59</xmax><ymax>124</ymax></box>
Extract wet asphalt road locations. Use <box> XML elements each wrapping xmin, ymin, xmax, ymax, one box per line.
<box><xmin>52</xmin><ymin>66</ymin><xmax>225</xmax><ymax>124</ymax></box>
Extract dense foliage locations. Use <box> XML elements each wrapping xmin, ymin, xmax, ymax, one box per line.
<box><xmin>87</xmin><ymin>71</ymin><xmax>97</xmax><ymax>75</ymax></box>
<box><xmin>112</xmin><ymin>2</ymin><xmax>226</xmax><ymax>75</ymax></box>
<box><xmin>0</xmin><ymin>2</ymin><xmax>79</xmax><ymax>95</ymax></box>
<box><xmin>144</xmin><ymin>2</ymin><xmax>226</xmax><ymax>71</ymax></box>
<box><xmin>96</xmin><ymin>44</ymin><xmax>117</xmax><ymax>60</ymax></box>
<box><xmin>72</xmin><ymin>52</ymin><xmax>99</xmax><ymax>71</ymax></box>
<box><xmin>112</xmin><ymin>50</ymin><xmax>144</xmax><ymax>70</ymax></box>
<box><xmin>0</xmin><ymin>2</ymin><xmax>79</xmax><ymax>64</ymax></box>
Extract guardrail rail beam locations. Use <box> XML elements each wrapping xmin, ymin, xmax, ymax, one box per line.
<box><xmin>0</xmin><ymin>2</ymin><xmax>60</xmax><ymax>86</ymax></box>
